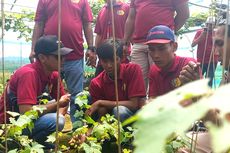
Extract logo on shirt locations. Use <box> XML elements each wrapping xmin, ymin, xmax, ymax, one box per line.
<box><xmin>71</xmin><ymin>0</ymin><xmax>80</xmax><ymax>3</ymax></box>
<box><xmin>117</xmin><ymin>10</ymin><xmax>125</xmax><ymax>16</ymax></box>
<box><xmin>171</xmin><ymin>78</ymin><xmax>182</xmax><ymax>88</ymax></box>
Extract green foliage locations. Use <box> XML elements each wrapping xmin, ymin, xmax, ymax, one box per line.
<box><xmin>1</xmin><ymin>9</ymin><xmax>35</xmax><ymax>41</ymax></box>
<box><xmin>61</xmin><ymin>91</ymin><xmax>135</xmax><ymax>153</ymax></box>
<box><xmin>89</xmin><ymin>0</ymin><xmax>105</xmax><ymax>25</ymax></box>
<box><xmin>0</xmin><ymin>106</ymin><xmax>46</xmax><ymax>152</ymax></box>
<box><xmin>133</xmin><ymin>79</ymin><xmax>211</xmax><ymax>153</ymax></box>
<box><xmin>134</xmin><ymin>79</ymin><xmax>230</xmax><ymax>153</ymax></box>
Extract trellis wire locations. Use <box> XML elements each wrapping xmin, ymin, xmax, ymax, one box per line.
<box><xmin>54</xmin><ymin>0</ymin><xmax>62</xmax><ymax>152</ymax></box>
<box><xmin>1</xmin><ymin>0</ymin><xmax>8</xmax><ymax>152</ymax></box>
<box><xmin>110</xmin><ymin>0</ymin><xmax>122</xmax><ymax>153</ymax></box>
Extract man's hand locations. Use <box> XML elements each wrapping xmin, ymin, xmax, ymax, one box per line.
<box><xmin>85</xmin><ymin>100</ymin><xmax>100</xmax><ymax>116</ymax></box>
<box><xmin>179</xmin><ymin>61</ymin><xmax>200</xmax><ymax>85</ymax></box>
<box><xmin>59</xmin><ymin>94</ymin><xmax>71</xmax><ymax>108</ymax></box>
<box><xmin>85</xmin><ymin>49</ymin><xmax>97</xmax><ymax>67</ymax></box>
<box><xmin>29</xmin><ymin>51</ymin><xmax>35</xmax><ymax>63</ymax></box>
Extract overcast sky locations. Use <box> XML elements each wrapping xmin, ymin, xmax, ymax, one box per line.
<box><xmin>0</xmin><ymin>0</ymin><xmax>228</xmax><ymax>58</ymax></box>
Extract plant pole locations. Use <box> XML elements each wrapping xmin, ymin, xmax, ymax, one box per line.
<box><xmin>222</xmin><ymin>0</ymin><xmax>229</xmax><ymax>79</ymax></box>
<box><xmin>55</xmin><ymin>0</ymin><xmax>62</xmax><ymax>152</ymax></box>
<box><xmin>1</xmin><ymin>0</ymin><xmax>7</xmax><ymax>152</ymax></box>
<box><xmin>109</xmin><ymin>1</ymin><xmax>121</xmax><ymax>153</ymax></box>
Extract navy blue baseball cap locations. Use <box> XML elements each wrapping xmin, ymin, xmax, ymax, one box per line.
<box><xmin>35</xmin><ymin>35</ymin><xmax>73</xmax><ymax>56</ymax></box>
<box><xmin>145</xmin><ymin>25</ymin><xmax>175</xmax><ymax>44</ymax></box>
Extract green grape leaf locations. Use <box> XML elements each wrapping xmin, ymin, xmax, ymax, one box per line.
<box><xmin>134</xmin><ymin>79</ymin><xmax>211</xmax><ymax>153</ymax></box>
<box><xmin>46</xmin><ymin>134</ymin><xmax>56</xmax><ymax>143</ymax></box>
<box><xmin>8</xmin><ymin>149</ymin><xmax>18</xmax><ymax>153</ymax></box>
<box><xmin>7</xmin><ymin>111</ymin><xmax>20</xmax><ymax>117</ymax></box>
<box><xmin>209</xmin><ymin>120</ymin><xmax>230</xmax><ymax>153</ymax></box>
<box><xmin>74</xmin><ymin>110</ymin><xmax>84</xmax><ymax>118</ymax></box>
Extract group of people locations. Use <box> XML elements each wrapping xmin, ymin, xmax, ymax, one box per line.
<box><xmin>0</xmin><ymin>0</ymin><xmax>228</xmax><ymax>151</ymax></box>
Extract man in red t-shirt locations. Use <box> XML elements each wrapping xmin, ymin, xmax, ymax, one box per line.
<box><xmin>123</xmin><ymin>0</ymin><xmax>190</xmax><ymax>90</ymax></box>
<box><xmin>192</xmin><ymin>17</ymin><xmax>218</xmax><ymax>87</ymax></box>
<box><xmin>145</xmin><ymin>25</ymin><xmax>201</xmax><ymax>98</ymax></box>
<box><xmin>94</xmin><ymin>0</ymin><xmax>130</xmax><ymax>76</ymax></box>
<box><xmin>30</xmin><ymin>0</ymin><xmax>96</xmax><ymax>123</ymax></box>
<box><xmin>86</xmin><ymin>39</ymin><xmax>146</xmax><ymax>121</ymax></box>
<box><xmin>0</xmin><ymin>35</ymin><xmax>71</xmax><ymax>149</ymax></box>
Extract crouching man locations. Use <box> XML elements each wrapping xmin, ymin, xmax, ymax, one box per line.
<box><xmin>87</xmin><ymin>39</ymin><xmax>146</xmax><ymax>122</ymax></box>
<box><xmin>0</xmin><ymin>35</ymin><xmax>72</xmax><ymax>149</ymax></box>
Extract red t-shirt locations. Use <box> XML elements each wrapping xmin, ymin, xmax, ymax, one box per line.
<box><xmin>95</xmin><ymin>2</ymin><xmax>129</xmax><ymax>40</ymax></box>
<box><xmin>149</xmin><ymin>56</ymin><xmax>198</xmax><ymax>97</ymax></box>
<box><xmin>193</xmin><ymin>29</ymin><xmax>218</xmax><ymax>64</ymax></box>
<box><xmin>89</xmin><ymin>63</ymin><xmax>146</xmax><ymax>103</ymax></box>
<box><xmin>35</xmin><ymin>0</ymin><xmax>93</xmax><ymax>60</ymax></box>
<box><xmin>130</xmin><ymin>0</ymin><xmax>188</xmax><ymax>43</ymax></box>
<box><xmin>0</xmin><ymin>61</ymin><xmax>65</xmax><ymax>123</ymax></box>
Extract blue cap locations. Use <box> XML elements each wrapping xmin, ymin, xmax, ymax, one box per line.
<box><xmin>145</xmin><ymin>25</ymin><xmax>175</xmax><ymax>44</ymax></box>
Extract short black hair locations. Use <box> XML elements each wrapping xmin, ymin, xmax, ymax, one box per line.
<box><xmin>96</xmin><ymin>39</ymin><xmax>124</xmax><ymax>60</ymax></box>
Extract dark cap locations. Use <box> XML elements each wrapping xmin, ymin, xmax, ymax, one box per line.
<box><xmin>145</xmin><ymin>25</ymin><xmax>175</xmax><ymax>44</ymax></box>
<box><xmin>34</xmin><ymin>35</ymin><xmax>73</xmax><ymax>56</ymax></box>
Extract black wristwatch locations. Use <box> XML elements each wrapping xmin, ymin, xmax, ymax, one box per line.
<box><xmin>88</xmin><ymin>46</ymin><xmax>96</xmax><ymax>52</ymax></box>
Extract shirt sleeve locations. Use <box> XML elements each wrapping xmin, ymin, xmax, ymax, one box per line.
<box><xmin>193</xmin><ymin>30</ymin><xmax>202</xmax><ymax>42</ymax></box>
<box><xmin>89</xmin><ymin>79</ymin><xmax>105</xmax><ymax>103</ymax></box>
<box><xmin>94</xmin><ymin>10</ymin><xmax>102</xmax><ymax>34</ymax></box>
<box><xmin>82</xmin><ymin>0</ymin><xmax>93</xmax><ymax>22</ymax></box>
<box><xmin>16</xmin><ymin>72</ymin><xmax>38</xmax><ymax>105</ymax></box>
<box><xmin>127</xmin><ymin>65</ymin><xmax>146</xmax><ymax>98</ymax></box>
<box><xmin>34</xmin><ymin>0</ymin><xmax>47</xmax><ymax>22</ymax></box>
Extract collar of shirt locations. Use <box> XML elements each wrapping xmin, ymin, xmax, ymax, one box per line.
<box><xmin>155</xmin><ymin>56</ymin><xmax>179</xmax><ymax>74</ymax></box>
<box><xmin>105</xmin><ymin>2</ymin><xmax>122</xmax><ymax>8</ymax></box>
<box><xmin>103</xmin><ymin>64</ymin><xmax>125</xmax><ymax>84</ymax></box>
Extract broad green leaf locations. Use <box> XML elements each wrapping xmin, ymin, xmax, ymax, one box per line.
<box><xmin>72</xmin><ymin>121</ymin><xmax>83</xmax><ymax>129</ymax></box>
<box><xmin>32</xmin><ymin>106</ymin><xmax>47</xmax><ymax>114</ymax></box>
<box><xmin>122</xmin><ymin>114</ymin><xmax>138</xmax><ymax>127</ymax></box>
<box><xmin>123</xmin><ymin>148</ymin><xmax>132</xmax><ymax>153</ymax></box>
<box><xmin>208</xmin><ymin>83</ymin><xmax>230</xmax><ymax>115</ymax></box>
<box><xmin>85</xmin><ymin>115</ymin><xmax>96</xmax><ymax>125</ymax></box>
<box><xmin>18</xmin><ymin>136</ymin><xmax>32</xmax><ymax>147</ymax></box>
<box><xmin>46</xmin><ymin>134</ymin><xmax>56</xmax><ymax>143</ymax></box>
<box><xmin>7</xmin><ymin>111</ymin><xmax>20</xmax><ymax>117</ymax></box>
<box><xmin>30</xmin><ymin>142</ymin><xmax>44</xmax><ymax>153</ymax></box>
<box><xmin>80</xmin><ymin>142</ymin><xmax>101</xmax><ymax>153</ymax></box>
<box><xmin>74</xmin><ymin>110</ymin><xmax>84</xmax><ymax>118</ymax></box>
<box><xmin>209</xmin><ymin>120</ymin><xmax>230</xmax><ymax>153</ymax></box>
<box><xmin>8</xmin><ymin>149</ymin><xmax>18</xmax><ymax>153</ymax></box>
<box><xmin>0</xmin><ymin>129</ymin><xmax>3</xmax><ymax>136</ymax></box>
<box><xmin>134</xmin><ymin>79</ymin><xmax>211</xmax><ymax>153</ymax></box>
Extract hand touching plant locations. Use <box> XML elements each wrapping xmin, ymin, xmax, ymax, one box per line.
<box><xmin>59</xmin><ymin>94</ymin><xmax>71</xmax><ymax>108</ymax></box>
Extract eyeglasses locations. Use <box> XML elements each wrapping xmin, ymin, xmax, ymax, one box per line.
<box><xmin>214</xmin><ymin>39</ymin><xmax>224</xmax><ymax>47</ymax></box>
